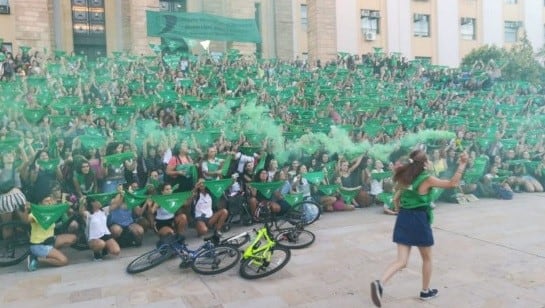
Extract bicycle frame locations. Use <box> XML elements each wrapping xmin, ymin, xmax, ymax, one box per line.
<box><xmin>242</xmin><ymin>223</ymin><xmax>275</xmax><ymax>264</ymax></box>
<box><xmin>167</xmin><ymin>239</ymin><xmax>215</xmax><ymax>261</ymax></box>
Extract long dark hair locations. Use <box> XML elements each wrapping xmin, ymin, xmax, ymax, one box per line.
<box><xmin>393</xmin><ymin>149</ymin><xmax>428</xmax><ymax>187</ymax></box>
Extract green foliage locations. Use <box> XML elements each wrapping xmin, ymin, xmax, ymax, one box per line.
<box><xmin>461</xmin><ymin>31</ymin><xmax>545</xmax><ymax>83</ymax></box>
<box><xmin>504</xmin><ymin>32</ymin><xmax>544</xmax><ymax>83</ymax></box>
<box><xmin>460</xmin><ymin>45</ymin><xmax>506</xmax><ymax>69</ymax></box>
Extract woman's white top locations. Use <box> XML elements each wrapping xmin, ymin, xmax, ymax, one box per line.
<box><xmin>194</xmin><ymin>192</ymin><xmax>213</xmax><ymax>219</ymax></box>
<box><xmin>86</xmin><ymin>209</ymin><xmax>111</xmax><ymax>241</ymax></box>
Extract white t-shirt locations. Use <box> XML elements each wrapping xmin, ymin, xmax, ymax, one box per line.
<box><xmin>194</xmin><ymin>192</ymin><xmax>213</xmax><ymax>219</ymax></box>
<box><xmin>235</xmin><ymin>152</ymin><xmax>255</xmax><ymax>174</ymax></box>
<box><xmin>86</xmin><ymin>209</ymin><xmax>111</xmax><ymax>241</ymax></box>
<box><xmin>156</xmin><ymin>206</ymin><xmax>174</xmax><ymax>220</ymax></box>
<box><xmin>370</xmin><ymin>169</ymin><xmax>384</xmax><ymax>196</ymax></box>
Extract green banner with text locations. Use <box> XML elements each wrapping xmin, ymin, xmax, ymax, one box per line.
<box><xmin>146</xmin><ymin>11</ymin><xmax>261</xmax><ymax>43</ymax></box>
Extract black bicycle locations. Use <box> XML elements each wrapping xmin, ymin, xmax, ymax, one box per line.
<box><xmin>259</xmin><ymin>199</ymin><xmax>320</xmax><ymax>250</ymax></box>
<box><xmin>0</xmin><ymin>220</ymin><xmax>30</xmax><ymax>267</ymax></box>
<box><xmin>126</xmin><ymin>232</ymin><xmax>248</xmax><ymax>275</ymax></box>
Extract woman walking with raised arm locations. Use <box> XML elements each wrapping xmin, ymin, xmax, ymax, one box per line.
<box><xmin>370</xmin><ymin>149</ymin><xmax>468</xmax><ymax>307</ymax></box>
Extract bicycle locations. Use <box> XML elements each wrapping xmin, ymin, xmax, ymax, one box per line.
<box><xmin>262</xmin><ymin>199</ymin><xmax>320</xmax><ymax>250</ymax></box>
<box><xmin>282</xmin><ymin>199</ymin><xmax>321</xmax><ymax>226</ymax></box>
<box><xmin>0</xmin><ymin>220</ymin><xmax>30</xmax><ymax>267</ymax></box>
<box><xmin>0</xmin><ymin>208</ymin><xmax>89</xmax><ymax>267</ymax></box>
<box><xmin>126</xmin><ymin>232</ymin><xmax>247</xmax><ymax>275</ymax></box>
<box><xmin>238</xmin><ymin>207</ymin><xmax>291</xmax><ymax>279</ymax></box>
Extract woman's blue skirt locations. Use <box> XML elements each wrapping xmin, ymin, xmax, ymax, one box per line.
<box><xmin>392</xmin><ymin>208</ymin><xmax>434</xmax><ymax>247</ymax></box>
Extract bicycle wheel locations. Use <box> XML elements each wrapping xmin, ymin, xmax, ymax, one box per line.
<box><xmin>191</xmin><ymin>246</ymin><xmax>241</xmax><ymax>275</ymax></box>
<box><xmin>220</xmin><ymin>232</ymin><xmax>251</xmax><ymax>249</ymax></box>
<box><xmin>126</xmin><ymin>246</ymin><xmax>173</xmax><ymax>274</ymax></box>
<box><xmin>239</xmin><ymin>246</ymin><xmax>291</xmax><ymax>279</ymax></box>
<box><xmin>274</xmin><ymin>229</ymin><xmax>315</xmax><ymax>249</ymax></box>
<box><xmin>287</xmin><ymin>200</ymin><xmax>321</xmax><ymax>226</ymax></box>
<box><xmin>0</xmin><ymin>221</ymin><xmax>30</xmax><ymax>267</ymax></box>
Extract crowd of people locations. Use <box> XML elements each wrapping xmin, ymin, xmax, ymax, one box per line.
<box><xmin>1</xmin><ymin>44</ymin><xmax>545</xmax><ymax>272</ymax></box>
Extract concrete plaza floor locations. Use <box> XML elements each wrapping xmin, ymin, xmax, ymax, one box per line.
<box><xmin>1</xmin><ymin>193</ymin><xmax>545</xmax><ymax>307</ymax></box>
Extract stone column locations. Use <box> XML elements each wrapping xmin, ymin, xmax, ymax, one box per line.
<box><xmin>307</xmin><ymin>0</ymin><xmax>337</xmax><ymax>65</ymax></box>
<box><xmin>13</xmin><ymin>0</ymin><xmax>54</xmax><ymax>54</ymax></box>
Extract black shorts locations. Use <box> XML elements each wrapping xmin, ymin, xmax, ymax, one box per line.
<box><xmin>155</xmin><ymin>218</ymin><xmax>174</xmax><ymax>231</ymax></box>
<box><xmin>100</xmin><ymin>234</ymin><xmax>113</xmax><ymax>241</ymax></box>
<box><xmin>194</xmin><ymin>214</ymin><xmax>210</xmax><ymax>224</ymax></box>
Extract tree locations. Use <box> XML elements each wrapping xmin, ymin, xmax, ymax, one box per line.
<box><xmin>461</xmin><ymin>31</ymin><xmax>545</xmax><ymax>84</ymax></box>
<box><xmin>504</xmin><ymin>31</ymin><xmax>543</xmax><ymax>83</ymax></box>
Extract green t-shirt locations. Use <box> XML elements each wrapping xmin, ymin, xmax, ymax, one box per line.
<box><xmin>399</xmin><ymin>172</ymin><xmax>436</xmax><ymax>224</ymax></box>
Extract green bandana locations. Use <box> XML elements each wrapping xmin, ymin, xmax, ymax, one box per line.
<box><xmin>151</xmin><ymin>191</ymin><xmax>192</xmax><ymax>214</ymax></box>
<box><xmin>31</xmin><ymin>203</ymin><xmax>69</xmax><ymax>230</ymax></box>
<box><xmin>204</xmin><ymin>179</ymin><xmax>233</xmax><ymax>199</ymax></box>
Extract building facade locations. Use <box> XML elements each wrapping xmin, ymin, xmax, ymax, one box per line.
<box><xmin>0</xmin><ymin>0</ymin><xmax>544</xmax><ymax>67</ymax></box>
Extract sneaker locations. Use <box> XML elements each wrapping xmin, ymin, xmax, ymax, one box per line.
<box><xmin>27</xmin><ymin>254</ymin><xmax>38</xmax><ymax>272</ymax></box>
<box><xmin>419</xmin><ymin>288</ymin><xmax>438</xmax><ymax>300</ymax></box>
<box><xmin>370</xmin><ymin>280</ymin><xmax>383</xmax><ymax>307</ymax></box>
<box><xmin>102</xmin><ymin>248</ymin><xmax>109</xmax><ymax>257</ymax></box>
<box><xmin>93</xmin><ymin>251</ymin><xmax>103</xmax><ymax>261</ymax></box>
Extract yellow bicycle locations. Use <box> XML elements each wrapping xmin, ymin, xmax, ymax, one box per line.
<box><xmin>239</xmin><ymin>206</ymin><xmax>291</xmax><ymax>279</ymax></box>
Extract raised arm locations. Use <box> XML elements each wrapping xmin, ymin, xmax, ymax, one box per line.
<box><xmin>419</xmin><ymin>152</ymin><xmax>468</xmax><ymax>193</ymax></box>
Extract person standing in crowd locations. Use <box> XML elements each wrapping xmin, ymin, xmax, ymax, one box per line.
<box><xmin>371</xmin><ymin>150</ymin><xmax>468</xmax><ymax>307</ymax></box>
<box><xmin>165</xmin><ymin>141</ymin><xmax>195</xmax><ymax>192</ymax></box>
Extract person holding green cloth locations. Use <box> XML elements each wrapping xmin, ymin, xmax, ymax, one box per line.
<box><xmin>371</xmin><ymin>149</ymin><xmax>468</xmax><ymax>307</ymax></box>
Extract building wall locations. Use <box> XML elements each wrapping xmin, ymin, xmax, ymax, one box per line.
<box><xmin>336</xmin><ymin>0</ymin><xmax>358</xmax><ymax>55</ymax></box>
<box><xmin>386</xmin><ymin>0</ymin><xmax>411</xmax><ymax>59</ymax></box>
<box><xmin>482</xmin><ymin>0</ymin><xmax>503</xmax><ymax>46</ymax></box>
<box><xmin>525</xmin><ymin>0</ymin><xmax>544</xmax><ymax>50</ymax></box>
<box><xmin>0</xmin><ymin>0</ymin><xmax>54</xmax><ymax>54</ymax></box>
<box><xmin>458</xmin><ymin>0</ymin><xmax>480</xmax><ymax>61</ymax></box>
<box><xmin>3</xmin><ymin>0</ymin><xmax>545</xmax><ymax>67</ymax></box>
<box><xmin>307</xmin><ymin>0</ymin><xmax>336</xmax><ymax>65</ymax></box>
<box><xmin>436</xmin><ymin>0</ymin><xmax>458</xmax><ymax>67</ymax></box>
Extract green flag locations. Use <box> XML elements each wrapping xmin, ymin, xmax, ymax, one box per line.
<box><xmin>371</xmin><ymin>171</ymin><xmax>392</xmax><ymax>180</ymax></box>
<box><xmin>78</xmin><ymin>135</ymin><xmax>107</xmax><ymax>149</ymax></box>
<box><xmin>339</xmin><ymin>187</ymin><xmax>359</xmax><ymax>204</ymax></box>
<box><xmin>204</xmin><ymin>179</ymin><xmax>233</xmax><ymax>199</ymax></box>
<box><xmin>146</xmin><ymin>11</ymin><xmax>261</xmax><ymax>43</ymax></box>
<box><xmin>220</xmin><ymin>154</ymin><xmax>233</xmax><ymax>177</ymax></box>
<box><xmin>87</xmin><ymin>192</ymin><xmax>118</xmax><ymax>207</ymax></box>
<box><xmin>303</xmin><ymin>171</ymin><xmax>324</xmax><ymax>185</ymax></box>
<box><xmin>249</xmin><ymin>181</ymin><xmax>283</xmax><ymax>199</ymax></box>
<box><xmin>318</xmin><ymin>184</ymin><xmax>339</xmax><ymax>196</ymax></box>
<box><xmin>103</xmin><ymin>152</ymin><xmax>135</xmax><ymax>166</ymax></box>
<box><xmin>31</xmin><ymin>203</ymin><xmax>69</xmax><ymax>230</ymax></box>
<box><xmin>151</xmin><ymin>191</ymin><xmax>192</xmax><ymax>214</ymax></box>
<box><xmin>376</xmin><ymin>192</ymin><xmax>393</xmax><ymax>206</ymax></box>
<box><xmin>283</xmin><ymin>193</ymin><xmax>304</xmax><ymax>207</ymax></box>
<box><xmin>124</xmin><ymin>192</ymin><xmax>148</xmax><ymax>210</ymax></box>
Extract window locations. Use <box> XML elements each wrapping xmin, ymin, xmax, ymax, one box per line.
<box><xmin>461</xmin><ymin>18</ymin><xmax>476</xmax><ymax>40</ymax></box>
<box><xmin>504</xmin><ymin>0</ymin><xmax>517</xmax><ymax>4</ymax></box>
<box><xmin>301</xmin><ymin>4</ymin><xmax>308</xmax><ymax>30</ymax></box>
<box><xmin>1</xmin><ymin>42</ymin><xmax>12</xmax><ymax>54</ymax></box>
<box><xmin>0</xmin><ymin>0</ymin><xmax>10</xmax><ymax>14</ymax></box>
<box><xmin>159</xmin><ymin>0</ymin><xmax>186</xmax><ymax>12</ymax></box>
<box><xmin>413</xmin><ymin>14</ymin><xmax>430</xmax><ymax>37</ymax></box>
<box><xmin>504</xmin><ymin>21</ymin><xmax>521</xmax><ymax>43</ymax></box>
<box><xmin>361</xmin><ymin>10</ymin><xmax>381</xmax><ymax>35</ymax></box>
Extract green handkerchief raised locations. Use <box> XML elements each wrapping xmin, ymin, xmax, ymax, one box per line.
<box><xmin>31</xmin><ymin>203</ymin><xmax>69</xmax><ymax>230</ymax></box>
